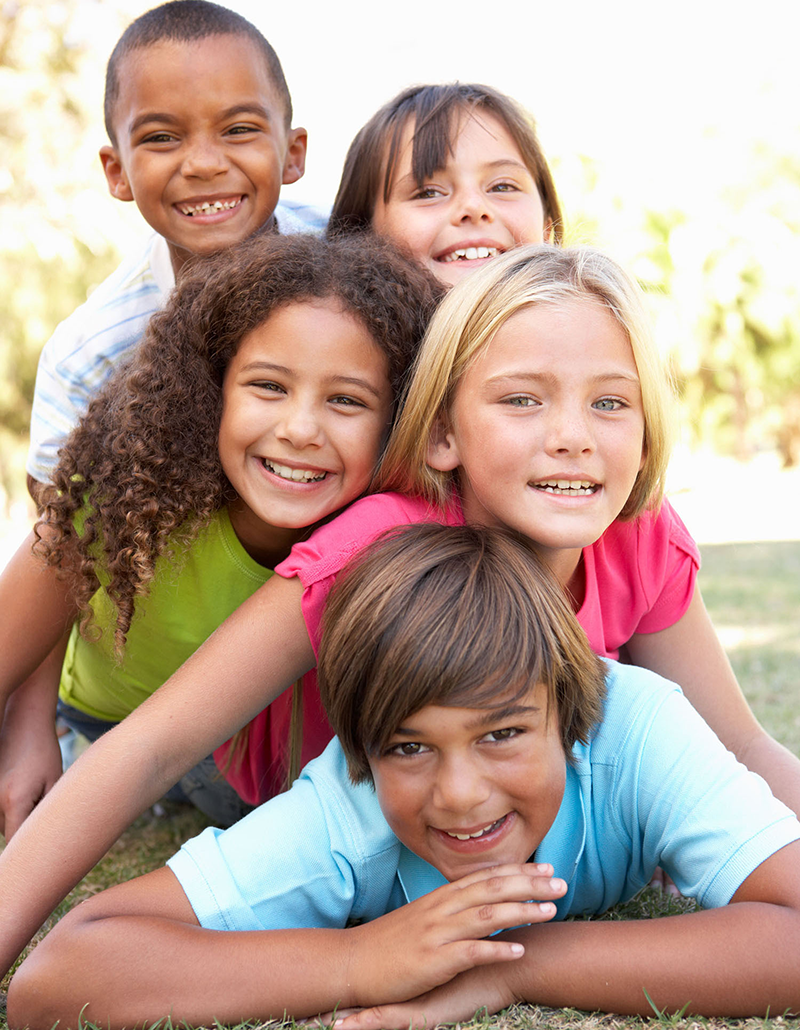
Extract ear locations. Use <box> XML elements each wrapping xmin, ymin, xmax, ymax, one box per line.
<box><xmin>99</xmin><ymin>145</ymin><xmax>134</xmax><ymax>202</ymax></box>
<box><xmin>543</xmin><ymin>216</ymin><xmax>554</xmax><ymax>244</ymax></box>
<box><xmin>281</xmin><ymin>127</ymin><xmax>307</xmax><ymax>185</ymax></box>
<box><xmin>426</xmin><ymin>415</ymin><xmax>461</xmax><ymax>472</ymax></box>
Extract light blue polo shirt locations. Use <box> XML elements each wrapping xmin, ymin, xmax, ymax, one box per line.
<box><xmin>168</xmin><ymin>661</ymin><xmax>800</xmax><ymax>929</ymax></box>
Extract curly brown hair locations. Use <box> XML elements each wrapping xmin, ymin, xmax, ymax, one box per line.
<box><xmin>36</xmin><ymin>231</ymin><xmax>443</xmax><ymax>652</ymax></box>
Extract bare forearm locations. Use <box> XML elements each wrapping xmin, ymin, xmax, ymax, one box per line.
<box><xmin>9</xmin><ymin>917</ymin><xmax>359</xmax><ymax>1029</ymax></box>
<box><xmin>0</xmin><ymin>575</ymin><xmax>314</xmax><ymax>979</ymax></box>
<box><xmin>505</xmin><ymin>904</ymin><xmax>800</xmax><ymax>1016</ymax></box>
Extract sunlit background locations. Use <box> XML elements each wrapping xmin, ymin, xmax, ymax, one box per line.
<box><xmin>2</xmin><ymin>0</ymin><xmax>800</xmax><ymax>544</ymax></box>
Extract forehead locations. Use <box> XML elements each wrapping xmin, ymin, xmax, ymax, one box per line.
<box><xmin>110</xmin><ymin>35</ymin><xmax>287</xmax><ymax>135</ymax></box>
<box><xmin>395</xmin><ymin>681</ymin><xmax>554</xmax><ymax>734</ymax></box>
<box><xmin>386</xmin><ymin>108</ymin><xmax>529</xmax><ymax>186</ymax></box>
<box><xmin>463</xmin><ymin>297</ymin><xmax>636</xmax><ymax>379</ymax></box>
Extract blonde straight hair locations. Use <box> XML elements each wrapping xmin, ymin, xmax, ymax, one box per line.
<box><xmin>377</xmin><ymin>244</ymin><xmax>675</xmax><ymax>520</ymax></box>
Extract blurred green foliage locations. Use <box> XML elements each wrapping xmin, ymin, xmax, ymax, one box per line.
<box><xmin>0</xmin><ymin>0</ymin><xmax>122</xmax><ymax>507</ymax></box>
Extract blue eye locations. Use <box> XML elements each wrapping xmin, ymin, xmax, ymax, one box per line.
<box><xmin>593</xmin><ymin>398</ymin><xmax>624</xmax><ymax>412</ymax></box>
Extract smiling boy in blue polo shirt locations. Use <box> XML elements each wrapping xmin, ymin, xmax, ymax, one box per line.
<box><xmin>9</xmin><ymin>524</ymin><xmax>800</xmax><ymax>1027</ymax></box>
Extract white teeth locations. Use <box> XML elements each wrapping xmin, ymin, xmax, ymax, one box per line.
<box><xmin>180</xmin><ymin>198</ymin><xmax>241</xmax><ymax>216</ymax></box>
<box><xmin>537</xmin><ymin>480</ymin><xmax>597</xmax><ymax>496</ymax></box>
<box><xmin>442</xmin><ymin>246</ymin><xmax>499</xmax><ymax>263</ymax></box>
<box><xmin>445</xmin><ymin>817</ymin><xmax>503</xmax><ymax>841</ymax></box>
<box><xmin>264</xmin><ymin>461</ymin><xmax>327</xmax><ymax>483</ymax></box>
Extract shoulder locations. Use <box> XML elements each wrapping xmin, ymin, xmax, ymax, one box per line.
<box><xmin>168</xmin><ymin>740</ymin><xmax>400</xmax><ymax>931</ymax></box>
<box><xmin>595</xmin><ymin>499</ymin><xmax>699</xmax><ymax>567</ymax></box>
<box><xmin>275</xmin><ymin>493</ymin><xmax>447</xmax><ymax>587</ymax></box>
<box><xmin>275</xmin><ymin>199</ymin><xmax>330</xmax><ymax>235</ymax></box>
<box><xmin>37</xmin><ymin>235</ymin><xmax>173</xmax><ymax>367</ymax></box>
<box><xmin>581</xmin><ymin>500</ymin><xmax>701</xmax><ymax>647</ymax></box>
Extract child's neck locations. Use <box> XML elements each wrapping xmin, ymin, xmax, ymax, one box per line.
<box><xmin>539</xmin><ymin>547</ymin><xmax>586</xmax><ymax>614</ymax></box>
<box><xmin>227</xmin><ymin>499</ymin><xmax>306</xmax><ymax>569</ymax></box>
<box><xmin>168</xmin><ymin>215</ymin><xmax>278</xmax><ymax>277</ymax></box>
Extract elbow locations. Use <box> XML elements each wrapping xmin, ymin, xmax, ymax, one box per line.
<box><xmin>7</xmin><ymin>916</ymin><xmax>95</xmax><ymax>1030</ymax></box>
<box><xmin>7</xmin><ymin>946</ymin><xmax>65</xmax><ymax>1030</ymax></box>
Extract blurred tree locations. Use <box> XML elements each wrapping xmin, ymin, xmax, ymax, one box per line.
<box><xmin>0</xmin><ymin>0</ymin><xmax>129</xmax><ymax>508</ymax></box>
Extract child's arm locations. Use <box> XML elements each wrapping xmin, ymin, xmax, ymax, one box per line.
<box><xmin>0</xmin><ymin>633</ymin><xmax>69</xmax><ymax>839</ymax></box>
<box><xmin>0</xmin><ymin>534</ymin><xmax>81</xmax><ymax>840</ymax></box>
<box><xmin>0</xmin><ymin>572</ymin><xmax>314</xmax><ymax>980</ymax></box>
<box><xmin>7</xmin><ymin>862</ymin><xmax>564</xmax><ymax>1029</ymax></box>
<box><xmin>328</xmin><ymin>840</ymin><xmax>800</xmax><ymax>1025</ymax></box>
<box><xmin>625</xmin><ymin>584</ymin><xmax>800</xmax><ymax>815</ymax></box>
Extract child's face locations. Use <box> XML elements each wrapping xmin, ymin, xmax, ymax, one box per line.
<box><xmin>371</xmin><ymin>112</ymin><xmax>549</xmax><ymax>289</ymax></box>
<box><xmin>219</xmin><ymin>299</ymin><xmax>393</xmax><ymax>563</ymax></box>
<box><xmin>100</xmin><ymin>36</ymin><xmax>306</xmax><ymax>273</ymax></box>
<box><xmin>428</xmin><ymin>299</ymin><xmax>645</xmax><ymax>585</ymax></box>
<box><xmin>369</xmin><ymin>683</ymin><xmax>565</xmax><ymax>882</ymax></box>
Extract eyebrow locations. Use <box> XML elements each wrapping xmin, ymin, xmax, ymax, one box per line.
<box><xmin>485</xmin><ymin>371</ymin><xmax>641</xmax><ymax>389</ymax></box>
<box><xmin>129</xmin><ymin>103</ymin><xmax>274</xmax><ymax>136</ymax></box>
<box><xmin>393</xmin><ymin>158</ymin><xmax>533</xmax><ymax>193</ymax></box>
<box><xmin>391</xmin><ymin>702</ymin><xmax>541</xmax><ymax>738</ymax></box>
<box><xmin>467</xmin><ymin>703</ymin><xmax>542</xmax><ymax>729</ymax></box>
<box><xmin>237</xmin><ymin>361</ymin><xmax>385</xmax><ymax>400</ymax></box>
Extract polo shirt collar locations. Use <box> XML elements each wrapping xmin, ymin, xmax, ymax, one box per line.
<box><xmin>534</xmin><ymin>763</ymin><xmax>587</xmax><ymax>917</ymax></box>
<box><xmin>396</xmin><ymin>846</ymin><xmax>448</xmax><ymax>903</ymax></box>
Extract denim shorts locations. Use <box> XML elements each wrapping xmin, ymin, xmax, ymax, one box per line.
<box><xmin>57</xmin><ymin>700</ymin><xmax>254</xmax><ymax>828</ymax></box>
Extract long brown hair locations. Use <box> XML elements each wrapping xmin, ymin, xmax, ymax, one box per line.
<box><xmin>36</xmin><ymin>232</ymin><xmax>442</xmax><ymax>652</ymax></box>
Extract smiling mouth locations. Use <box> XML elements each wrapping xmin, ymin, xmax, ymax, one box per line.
<box><xmin>178</xmin><ymin>196</ymin><xmax>244</xmax><ymax>216</ymax></box>
<box><xmin>439</xmin><ymin>245</ymin><xmax>501</xmax><ymax>264</ymax></box>
<box><xmin>534</xmin><ymin>480</ymin><xmax>598</xmax><ymax>496</ymax></box>
<box><xmin>442</xmin><ymin>816</ymin><xmax>507</xmax><ymax>841</ymax></box>
<box><xmin>262</xmin><ymin>459</ymin><xmax>328</xmax><ymax>483</ymax></box>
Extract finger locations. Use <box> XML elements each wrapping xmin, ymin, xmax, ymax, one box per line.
<box><xmin>446</xmin><ymin>872</ymin><xmax>567</xmax><ymax>916</ymax></box>
<box><xmin>5</xmin><ymin>794</ymin><xmax>37</xmax><ymax>841</ymax></box>
<box><xmin>333</xmin><ymin>1003</ymin><xmax>427</xmax><ymax>1030</ymax></box>
<box><xmin>451</xmin><ymin>898</ymin><xmax>559</xmax><ymax>941</ymax></box>
<box><xmin>451</xmin><ymin>862</ymin><xmax>554</xmax><ymax>889</ymax></box>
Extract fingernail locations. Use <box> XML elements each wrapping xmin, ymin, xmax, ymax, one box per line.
<box><xmin>550</xmin><ymin>878</ymin><xmax>565</xmax><ymax>892</ymax></box>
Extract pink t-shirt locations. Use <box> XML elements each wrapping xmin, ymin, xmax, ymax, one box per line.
<box><xmin>218</xmin><ymin>491</ymin><xmax>700</xmax><ymax>803</ymax></box>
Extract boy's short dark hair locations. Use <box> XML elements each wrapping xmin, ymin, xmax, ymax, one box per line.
<box><xmin>318</xmin><ymin>523</ymin><xmax>606</xmax><ymax>784</ymax></box>
<box><xmin>104</xmin><ymin>0</ymin><xmax>292</xmax><ymax>143</ymax></box>
<box><xmin>327</xmin><ymin>83</ymin><xmax>562</xmax><ymax>244</ymax></box>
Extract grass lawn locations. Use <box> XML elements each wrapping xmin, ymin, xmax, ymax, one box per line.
<box><xmin>1</xmin><ymin>537</ymin><xmax>799</xmax><ymax>1030</ymax></box>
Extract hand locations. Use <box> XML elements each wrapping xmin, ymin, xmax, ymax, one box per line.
<box><xmin>319</xmin><ymin>960</ymin><xmax>518</xmax><ymax>1030</ymax></box>
<box><xmin>344</xmin><ymin>862</ymin><xmax>564</xmax><ymax>1009</ymax></box>
<box><xmin>649</xmin><ymin>867</ymin><xmax>681</xmax><ymax>897</ymax></box>
<box><xmin>0</xmin><ymin>697</ymin><xmax>63</xmax><ymax>841</ymax></box>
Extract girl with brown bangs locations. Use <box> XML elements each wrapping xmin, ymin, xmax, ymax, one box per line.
<box><xmin>327</xmin><ymin>82</ymin><xmax>562</xmax><ymax>288</ymax></box>
<box><xmin>0</xmin><ymin>230</ymin><xmax>440</xmax><ymax>840</ymax></box>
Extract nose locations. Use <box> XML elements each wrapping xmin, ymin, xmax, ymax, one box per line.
<box><xmin>544</xmin><ymin>403</ymin><xmax>595</xmax><ymax>457</ymax></box>
<box><xmin>180</xmin><ymin>135</ymin><xmax>230</xmax><ymax>179</ymax></box>
<box><xmin>432</xmin><ymin>753</ymin><xmax>492</xmax><ymax>816</ymax></box>
<box><xmin>452</xmin><ymin>185</ymin><xmax>493</xmax><ymax>226</ymax></box>
<box><xmin>275</xmin><ymin>399</ymin><xmax>324</xmax><ymax>450</ymax></box>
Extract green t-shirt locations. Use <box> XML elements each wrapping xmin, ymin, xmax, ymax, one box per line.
<box><xmin>59</xmin><ymin>507</ymin><xmax>272</xmax><ymax>722</ymax></box>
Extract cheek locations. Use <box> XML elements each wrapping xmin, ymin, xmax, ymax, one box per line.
<box><xmin>373</xmin><ymin>774</ymin><xmax>419</xmax><ymax>839</ymax></box>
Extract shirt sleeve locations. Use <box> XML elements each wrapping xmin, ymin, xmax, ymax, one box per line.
<box><xmin>168</xmin><ymin>741</ymin><xmax>399</xmax><ymax>931</ymax></box>
<box><xmin>26</xmin><ymin>236</ymin><xmax>172</xmax><ymax>484</ymax></box>
<box><xmin>609</xmin><ymin>668</ymin><xmax>800</xmax><ymax>907</ymax></box>
<box><xmin>633</xmin><ymin>499</ymin><xmax>701</xmax><ymax>634</ymax></box>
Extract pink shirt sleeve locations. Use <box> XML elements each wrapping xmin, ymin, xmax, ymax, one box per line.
<box><xmin>578</xmin><ymin>499</ymin><xmax>701</xmax><ymax>658</ymax></box>
<box><xmin>275</xmin><ymin>492</ymin><xmax>458</xmax><ymax>656</ymax></box>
